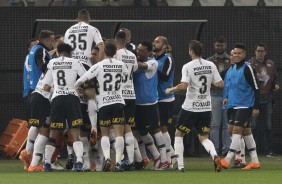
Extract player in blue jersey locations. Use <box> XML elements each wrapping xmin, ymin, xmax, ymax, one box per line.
<box><xmin>133</xmin><ymin>41</ymin><xmax>169</xmax><ymax>170</ymax></box>
<box><xmin>20</xmin><ymin>30</ymin><xmax>54</xmax><ymax>170</ymax></box>
<box><xmin>153</xmin><ymin>36</ymin><xmax>177</xmax><ymax>168</ymax></box>
<box><xmin>221</xmin><ymin>43</ymin><xmax>260</xmax><ymax>170</ymax></box>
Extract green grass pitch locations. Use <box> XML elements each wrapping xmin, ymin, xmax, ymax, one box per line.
<box><xmin>0</xmin><ymin>156</ymin><xmax>281</xmax><ymax>184</ymax></box>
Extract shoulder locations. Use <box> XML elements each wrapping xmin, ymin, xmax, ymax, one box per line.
<box><xmin>206</xmin><ymin>54</ymin><xmax>215</xmax><ymax>61</ymax></box>
<box><xmin>266</xmin><ymin>59</ymin><xmax>275</xmax><ymax>65</ymax></box>
<box><xmin>89</xmin><ymin>25</ymin><xmax>101</xmax><ymax>33</ymax></box>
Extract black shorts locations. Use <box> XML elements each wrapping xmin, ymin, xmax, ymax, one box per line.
<box><xmin>227</xmin><ymin>108</ymin><xmax>234</xmax><ymax>125</ymax></box>
<box><xmin>135</xmin><ymin>103</ymin><xmax>160</xmax><ymax>131</ymax></box>
<box><xmin>229</xmin><ymin>108</ymin><xmax>252</xmax><ymax>128</ymax></box>
<box><xmin>50</xmin><ymin>95</ymin><xmax>82</xmax><ymax>130</ymax></box>
<box><xmin>158</xmin><ymin>101</ymin><xmax>174</xmax><ymax>126</ymax></box>
<box><xmin>175</xmin><ymin>108</ymin><xmax>211</xmax><ymax>135</ymax></box>
<box><xmin>99</xmin><ymin>103</ymin><xmax>124</xmax><ymax>127</ymax></box>
<box><xmin>27</xmin><ymin>92</ymin><xmax>50</xmax><ymax>128</ymax></box>
<box><xmin>124</xmin><ymin>99</ymin><xmax>136</xmax><ymax>126</ymax></box>
<box><xmin>80</xmin><ymin>103</ymin><xmax>91</xmax><ymax>133</ymax></box>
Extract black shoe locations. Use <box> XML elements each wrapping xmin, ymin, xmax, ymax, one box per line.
<box><xmin>134</xmin><ymin>160</ymin><xmax>146</xmax><ymax>170</ymax></box>
<box><xmin>124</xmin><ymin>162</ymin><xmax>135</xmax><ymax>171</ymax></box>
<box><xmin>177</xmin><ymin>168</ymin><xmax>185</xmax><ymax>172</ymax></box>
<box><xmin>66</xmin><ymin>154</ymin><xmax>74</xmax><ymax>170</ymax></box>
<box><xmin>102</xmin><ymin>158</ymin><xmax>111</xmax><ymax>172</ymax></box>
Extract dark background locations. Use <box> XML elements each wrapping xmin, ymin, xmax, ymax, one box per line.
<box><xmin>0</xmin><ymin>7</ymin><xmax>281</xmax><ymax>154</ymax></box>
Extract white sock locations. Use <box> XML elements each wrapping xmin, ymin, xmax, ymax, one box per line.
<box><xmin>101</xmin><ymin>136</ymin><xmax>110</xmax><ymax>160</ymax></box>
<box><xmin>162</xmin><ymin>132</ymin><xmax>172</xmax><ymax>162</ymax></box>
<box><xmin>115</xmin><ymin>136</ymin><xmax>124</xmax><ymax>163</ymax></box>
<box><xmin>133</xmin><ymin>138</ymin><xmax>143</xmax><ymax>162</ymax></box>
<box><xmin>154</xmin><ymin>132</ymin><xmax>167</xmax><ymax>163</ymax></box>
<box><xmin>240</xmin><ymin>138</ymin><xmax>246</xmax><ymax>163</ymax></box>
<box><xmin>226</xmin><ymin>134</ymin><xmax>241</xmax><ymax>163</ymax></box>
<box><xmin>30</xmin><ymin>134</ymin><xmax>48</xmax><ymax>166</ymax></box>
<box><xmin>80</xmin><ymin>136</ymin><xmax>90</xmax><ymax>169</ymax></box>
<box><xmin>174</xmin><ymin>137</ymin><xmax>184</xmax><ymax>169</ymax></box>
<box><xmin>134</xmin><ymin>131</ymin><xmax>147</xmax><ymax>159</ymax></box>
<box><xmin>73</xmin><ymin>141</ymin><xmax>83</xmax><ymax>163</ymax></box>
<box><xmin>26</xmin><ymin>126</ymin><xmax>38</xmax><ymax>155</ymax></box>
<box><xmin>170</xmin><ymin>145</ymin><xmax>176</xmax><ymax>156</ymax></box>
<box><xmin>67</xmin><ymin>145</ymin><xmax>74</xmax><ymax>156</ymax></box>
<box><xmin>244</xmin><ymin>134</ymin><xmax>259</xmax><ymax>163</ymax></box>
<box><xmin>124</xmin><ymin>132</ymin><xmax>134</xmax><ymax>164</ymax></box>
<box><xmin>201</xmin><ymin>139</ymin><xmax>218</xmax><ymax>160</ymax></box>
<box><xmin>141</xmin><ymin>133</ymin><xmax>160</xmax><ymax>160</ymax></box>
<box><xmin>44</xmin><ymin>144</ymin><xmax>55</xmax><ymax>164</ymax></box>
<box><xmin>88</xmin><ymin>99</ymin><xmax>98</xmax><ymax>129</ymax></box>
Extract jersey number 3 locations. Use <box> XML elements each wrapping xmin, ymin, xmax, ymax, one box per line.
<box><xmin>199</xmin><ymin>75</ymin><xmax>207</xmax><ymax>94</ymax></box>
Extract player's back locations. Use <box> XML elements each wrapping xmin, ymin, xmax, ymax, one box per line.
<box><xmin>88</xmin><ymin>58</ymin><xmax>127</xmax><ymax>108</ymax></box>
<box><xmin>64</xmin><ymin>22</ymin><xmax>103</xmax><ymax>65</ymax></box>
<box><xmin>48</xmin><ymin>56</ymin><xmax>86</xmax><ymax>99</ymax></box>
<box><xmin>114</xmin><ymin>48</ymin><xmax>138</xmax><ymax>99</ymax></box>
<box><xmin>182</xmin><ymin>58</ymin><xmax>220</xmax><ymax>112</ymax></box>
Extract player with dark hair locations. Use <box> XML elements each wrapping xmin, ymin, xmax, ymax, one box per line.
<box><xmin>134</xmin><ymin>41</ymin><xmax>169</xmax><ymax>170</ymax></box>
<box><xmin>221</xmin><ymin>43</ymin><xmax>260</xmax><ymax>170</ymax></box>
<box><xmin>75</xmin><ymin>40</ymin><xmax>128</xmax><ymax>172</ymax></box>
<box><xmin>166</xmin><ymin>40</ymin><xmax>223</xmax><ymax>172</ymax></box>
<box><xmin>64</xmin><ymin>9</ymin><xmax>104</xmax><ymax>66</ymax></box>
<box><xmin>20</xmin><ymin>30</ymin><xmax>54</xmax><ymax>170</ymax></box>
<box><xmin>42</xmin><ymin>43</ymin><xmax>87</xmax><ymax>172</ymax></box>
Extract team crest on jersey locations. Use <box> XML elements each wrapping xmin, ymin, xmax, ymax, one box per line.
<box><xmin>218</xmin><ymin>63</ymin><xmax>225</xmax><ymax>72</ymax></box>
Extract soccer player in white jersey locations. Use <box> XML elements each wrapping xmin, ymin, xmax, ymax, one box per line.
<box><xmin>75</xmin><ymin>40</ymin><xmax>128</xmax><ymax>172</ymax></box>
<box><xmin>26</xmin><ymin>71</ymin><xmax>52</xmax><ymax>172</ymax></box>
<box><xmin>64</xmin><ymin>9</ymin><xmax>104</xmax><ymax>170</ymax></box>
<box><xmin>64</xmin><ymin>9</ymin><xmax>104</xmax><ymax>66</ymax></box>
<box><xmin>114</xmin><ymin>31</ymin><xmax>141</xmax><ymax>170</ymax></box>
<box><xmin>42</xmin><ymin>43</ymin><xmax>87</xmax><ymax>172</ymax></box>
<box><xmin>166</xmin><ymin>40</ymin><xmax>224</xmax><ymax>172</ymax></box>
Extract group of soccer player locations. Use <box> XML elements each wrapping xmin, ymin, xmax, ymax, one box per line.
<box><xmin>20</xmin><ymin>8</ymin><xmax>261</xmax><ymax>173</ymax></box>
<box><xmin>20</xmin><ymin>9</ymin><xmax>178</xmax><ymax>172</ymax></box>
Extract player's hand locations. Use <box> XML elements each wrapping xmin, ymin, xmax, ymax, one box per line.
<box><xmin>44</xmin><ymin>84</ymin><xmax>52</xmax><ymax>92</ymax></box>
<box><xmin>165</xmin><ymin>88</ymin><xmax>171</xmax><ymax>95</ymax></box>
<box><xmin>252</xmin><ymin>109</ymin><xmax>259</xmax><ymax>118</ymax></box>
<box><xmin>89</xmin><ymin>128</ymin><xmax>97</xmax><ymax>144</ymax></box>
<box><xmin>223</xmin><ymin>98</ymin><xmax>228</xmax><ymax>105</ymax></box>
<box><xmin>76</xmin><ymin>87</ymin><xmax>84</xmax><ymax>95</ymax></box>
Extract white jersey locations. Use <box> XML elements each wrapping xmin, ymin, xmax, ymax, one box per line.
<box><xmin>64</xmin><ymin>22</ymin><xmax>103</xmax><ymax>66</ymax></box>
<box><xmin>181</xmin><ymin>58</ymin><xmax>222</xmax><ymax>112</ymax></box>
<box><xmin>33</xmin><ymin>73</ymin><xmax>52</xmax><ymax>100</ymax></box>
<box><xmin>83</xmin><ymin>58</ymin><xmax>128</xmax><ymax>109</ymax></box>
<box><xmin>114</xmin><ymin>48</ymin><xmax>138</xmax><ymax>99</ymax></box>
<box><xmin>44</xmin><ymin>56</ymin><xmax>87</xmax><ymax>100</ymax></box>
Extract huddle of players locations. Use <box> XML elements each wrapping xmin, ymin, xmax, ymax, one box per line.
<box><xmin>21</xmin><ymin>9</ymin><xmax>178</xmax><ymax>172</ymax></box>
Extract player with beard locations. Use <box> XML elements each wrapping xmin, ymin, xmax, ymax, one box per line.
<box><xmin>152</xmin><ymin>36</ymin><xmax>177</xmax><ymax>168</ymax></box>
